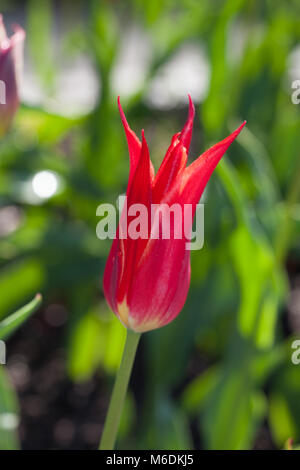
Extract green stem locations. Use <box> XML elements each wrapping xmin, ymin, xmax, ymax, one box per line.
<box><xmin>99</xmin><ymin>329</ymin><xmax>141</xmax><ymax>450</ymax></box>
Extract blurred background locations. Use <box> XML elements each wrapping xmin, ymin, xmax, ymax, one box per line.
<box><xmin>0</xmin><ymin>0</ymin><xmax>299</xmax><ymax>450</ymax></box>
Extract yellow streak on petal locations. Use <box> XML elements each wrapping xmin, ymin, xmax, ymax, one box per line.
<box><xmin>117</xmin><ymin>299</ymin><xmax>130</xmax><ymax>328</ymax></box>
<box><xmin>118</xmin><ymin>302</ymin><xmax>164</xmax><ymax>333</ymax></box>
<box><xmin>128</xmin><ymin>315</ymin><xmax>162</xmax><ymax>333</ymax></box>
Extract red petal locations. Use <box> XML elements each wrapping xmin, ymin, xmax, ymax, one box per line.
<box><xmin>127</xmin><ymin>237</ymin><xmax>191</xmax><ymax>332</ymax></box>
<box><xmin>179</xmin><ymin>121</ymin><xmax>246</xmax><ymax>212</ymax></box>
<box><xmin>152</xmin><ymin>96</ymin><xmax>195</xmax><ymax>202</ymax></box>
<box><xmin>118</xmin><ymin>97</ymin><xmax>154</xmax><ymax>189</ymax></box>
<box><xmin>179</xmin><ymin>94</ymin><xmax>195</xmax><ymax>152</ymax></box>
<box><xmin>103</xmin><ymin>235</ymin><xmax>121</xmax><ymax>314</ymax></box>
<box><xmin>126</xmin><ymin>130</ymin><xmax>152</xmax><ymax>210</ymax></box>
<box><xmin>153</xmin><ymin>142</ymin><xmax>187</xmax><ymax>203</ymax></box>
<box><xmin>117</xmin><ymin>131</ymin><xmax>152</xmax><ymax>303</ymax></box>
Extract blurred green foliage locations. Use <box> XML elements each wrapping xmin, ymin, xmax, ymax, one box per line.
<box><xmin>0</xmin><ymin>0</ymin><xmax>299</xmax><ymax>450</ymax></box>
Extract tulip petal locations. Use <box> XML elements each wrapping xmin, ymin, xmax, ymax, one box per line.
<box><xmin>103</xmin><ymin>235</ymin><xmax>121</xmax><ymax>314</ymax></box>
<box><xmin>179</xmin><ymin>94</ymin><xmax>195</xmax><ymax>152</ymax></box>
<box><xmin>9</xmin><ymin>26</ymin><xmax>25</xmax><ymax>90</ymax></box>
<box><xmin>0</xmin><ymin>23</ymin><xmax>25</xmax><ymax>135</ymax></box>
<box><xmin>118</xmin><ymin>97</ymin><xmax>154</xmax><ymax>190</ymax></box>
<box><xmin>152</xmin><ymin>95</ymin><xmax>195</xmax><ymax>202</ymax></box>
<box><xmin>153</xmin><ymin>142</ymin><xmax>187</xmax><ymax>203</ymax></box>
<box><xmin>179</xmin><ymin>121</ymin><xmax>246</xmax><ymax>213</ymax></box>
<box><xmin>103</xmin><ymin>127</ymin><xmax>154</xmax><ymax>327</ymax></box>
<box><xmin>127</xmin><ymin>237</ymin><xmax>191</xmax><ymax>332</ymax></box>
<box><xmin>117</xmin><ymin>131</ymin><xmax>153</xmax><ymax>304</ymax></box>
<box><xmin>0</xmin><ymin>15</ymin><xmax>7</xmax><ymax>43</ymax></box>
<box><xmin>126</xmin><ymin>130</ymin><xmax>152</xmax><ymax>217</ymax></box>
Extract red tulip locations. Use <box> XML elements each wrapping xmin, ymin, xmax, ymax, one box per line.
<box><xmin>0</xmin><ymin>15</ymin><xmax>25</xmax><ymax>136</ymax></box>
<box><xmin>103</xmin><ymin>96</ymin><xmax>245</xmax><ymax>332</ymax></box>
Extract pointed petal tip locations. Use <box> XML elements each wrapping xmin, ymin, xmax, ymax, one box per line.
<box><xmin>117</xmin><ymin>95</ymin><xmax>130</xmax><ymax>128</ymax></box>
<box><xmin>188</xmin><ymin>93</ymin><xmax>195</xmax><ymax>109</ymax></box>
<box><xmin>10</xmin><ymin>25</ymin><xmax>25</xmax><ymax>46</ymax></box>
<box><xmin>0</xmin><ymin>14</ymin><xmax>8</xmax><ymax>44</ymax></box>
<box><xmin>178</xmin><ymin>94</ymin><xmax>195</xmax><ymax>151</ymax></box>
<box><xmin>117</xmin><ymin>95</ymin><xmax>123</xmax><ymax>113</ymax></box>
<box><xmin>219</xmin><ymin>120</ymin><xmax>246</xmax><ymax>149</ymax></box>
<box><xmin>234</xmin><ymin>120</ymin><xmax>247</xmax><ymax>136</ymax></box>
<box><xmin>11</xmin><ymin>23</ymin><xmax>25</xmax><ymax>36</ymax></box>
<box><xmin>141</xmin><ymin>129</ymin><xmax>148</xmax><ymax>147</ymax></box>
<box><xmin>117</xmin><ymin>95</ymin><xmax>122</xmax><ymax>108</ymax></box>
<box><xmin>187</xmin><ymin>94</ymin><xmax>195</xmax><ymax>115</ymax></box>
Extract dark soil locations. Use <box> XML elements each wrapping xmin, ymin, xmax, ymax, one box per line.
<box><xmin>6</xmin><ymin>303</ymin><xmax>108</xmax><ymax>450</ymax></box>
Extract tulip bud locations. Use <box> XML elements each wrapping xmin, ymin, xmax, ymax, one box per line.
<box><xmin>103</xmin><ymin>96</ymin><xmax>245</xmax><ymax>333</ymax></box>
<box><xmin>0</xmin><ymin>15</ymin><xmax>25</xmax><ymax>136</ymax></box>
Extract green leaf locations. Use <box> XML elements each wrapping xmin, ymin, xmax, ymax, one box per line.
<box><xmin>0</xmin><ymin>260</ymin><xmax>44</xmax><ymax>321</ymax></box>
<box><xmin>0</xmin><ymin>294</ymin><xmax>42</xmax><ymax>340</ymax></box>
<box><xmin>269</xmin><ymin>361</ymin><xmax>300</xmax><ymax>447</ymax></box>
<box><xmin>17</xmin><ymin>106</ymin><xmax>81</xmax><ymax>144</ymax></box>
<box><xmin>230</xmin><ymin>224</ymin><xmax>274</xmax><ymax>338</ymax></box>
<box><xmin>217</xmin><ymin>159</ymin><xmax>283</xmax><ymax>348</ymax></box>
<box><xmin>68</xmin><ymin>310</ymin><xmax>105</xmax><ymax>382</ymax></box>
<box><xmin>202</xmin><ymin>364</ymin><xmax>266</xmax><ymax>449</ymax></box>
<box><xmin>27</xmin><ymin>0</ymin><xmax>55</xmax><ymax>91</ymax></box>
<box><xmin>141</xmin><ymin>394</ymin><xmax>193</xmax><ymax>450</ymax></box>
<box><xmin>181</xmin><ymin>366</ymin><xmax>219</xmax><ymax>415</ymax></box>
<box><xmin>67</xmin><ymin>307</ymin><xmax>126</xmax><ymax>382</ymax></box>
<box><xmin>269</xmin><ymin>393</ymin><xmax>297</xmax><ymax>447</ymax></box>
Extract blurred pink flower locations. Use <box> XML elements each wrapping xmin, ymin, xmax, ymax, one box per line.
<box><xmin>0</xmin><ymin>14</ymin><xmax>25</xmax><ymax>135</ymax></box>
